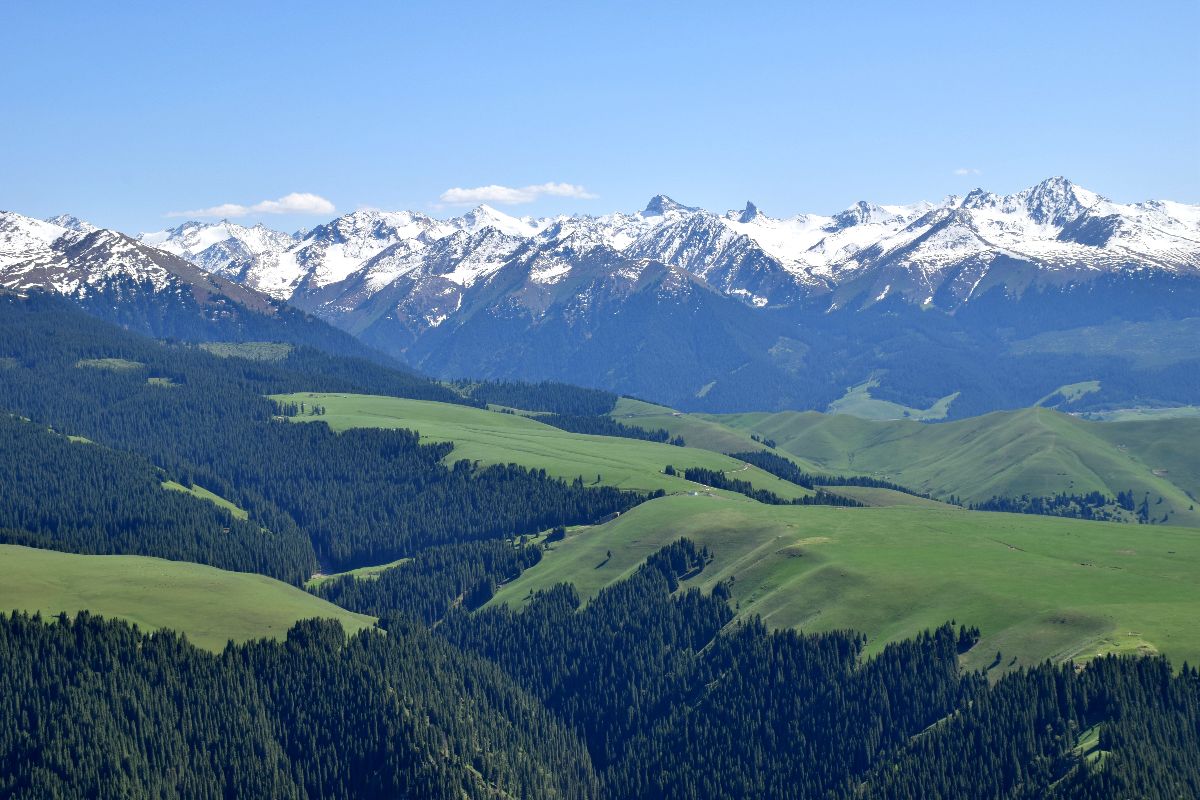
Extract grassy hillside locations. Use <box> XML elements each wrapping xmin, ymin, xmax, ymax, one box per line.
<box><xmin>490</xmin><ymin>494</ymin><xmax>1200</xmax><ymax>673</ymax></box>
<box><xmin>826</xmin><ymin>378</ymin><xmax>959</xmax><ymax>420</ymax></box>
<box><xmin>273</xmin><ymin>392</ymin><xmax>815</xmax><ymax>500</ymax></box>
<box><xmin>0</xmin><ymin>545</ymin><xmax>374</xmax><ymax>651</ymax></box>
<box><xmin>706</xmin><ymin>407</ymin><xmax>1200</xmax><ymax>526</ymax></box>
<box><xmin>1092</xmin><ymin>417</ymin><xmax>1200</xmax><ymax>502</ymax></box>
<box><xmin>611</xmin><ymin>397</ymin><xmax>778</xmax><ymax>455</ymax></box>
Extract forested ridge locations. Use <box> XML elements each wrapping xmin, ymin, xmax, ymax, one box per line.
<box><xmin>0</xmin><ymin>414</ymin><xmax>313</xmax><ymax>582</ymax></box>
<box><xmin>0</xmin><ymin>296</ymin><xmax>650</xmax><ymax>573</ymax></box>
<box><xmin>0</xmin><ymin>611</ymin><xmax>596</xmax><ymax>799</ymax></box>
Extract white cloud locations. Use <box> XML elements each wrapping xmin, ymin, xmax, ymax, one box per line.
<box><xmin>953</xmin><ymin>167</ymin><xmax>982</xmax><ymax>176</ymax></box>
<box><xmin>438</xmin><ymin>182</ymin><xmax>597</xmax><ymax>206</ymax></box>
<box><xmin>168</xmin><ymin>192</ymin><xmax>335</xmax><ymax>218</ymax></box>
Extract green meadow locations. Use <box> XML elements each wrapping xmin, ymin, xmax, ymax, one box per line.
<box><xmin>491</xmin><ymin>493</ymin><xmax>1200</xmax><ymax>674</ymax></box>
<box><xmin>704</xmin><ymin>407</ymin><xmax>1200</xmax><ymax>526</ymax></box>
<box><xmin>0</xmin><ymin>545</ymin><xmax>374</xmax><ymax>651</ymax></box>
<box><xmin>272</xmin><ymin>392</ymin><xmax>817</xmax><ymax>499</ymax></box>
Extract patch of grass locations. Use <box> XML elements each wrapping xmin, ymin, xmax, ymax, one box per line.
<box><xmin>162</xmin><ymin>481</ymin><xmax>249</xmax><ymax>520</ymax></box>
<box><xmin>75</xmin><ymin>357</ymin><xmax>144</xmax><ymax>371</ymax></box>
<box><xmin>1080</xmin><ymin>406</ymin><xmax>1200</xmax><ymax>422</ymax></box>
<box><xmin>200</xmin><ymin>342</ymin><xmax>293</xmax><ymax>361</ymax></box>
<box><xmin>490</xmin><ymin>494</ymin><xmax>1200</xmax><ymax>674</ymax></box>
<box><xmin>1038</xmin><ymin>380</ymin><xmax>1101</xmax><ymax>407</ymax></box>
<box><xmin>826</xmin><ymin>378</ymin><xmax>958</xmax><ymax>421</ymax></box>
<box><xmin>270</xmin><ymin>393</ymin><xmax>815</xmax><ymax>500</ymax></box>
<box><xmin>0</xmin><ymin>544</ymin><xmax>374</xmax><ymax>651</ymax></box>
<box><xmin>0</xmin><ymin>357</ymin><xmax>17</xmax><ymax>369</ymax></box>
<box><xmin>147</xmin><ymin>376</ymin><xmax>177</xmax><ymax>387</ymax></box>
<box><xmin>305</xmin><ymin>557</ymin><xmax>411</xmax><ymax>590</ymax></box>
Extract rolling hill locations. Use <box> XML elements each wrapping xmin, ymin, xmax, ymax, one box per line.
<box><xmin>272</xmin><ymin>391</ymin><xmax>821</xmax><ymax>499</ymax></box>
<box><xmin>489</xmin><ymin>493</ymin><xmax>1200</xmax><ymax>674</ymax></box>
<box><xmin>0</xmin><ymin>544</ymin><xmax>374</xmax><ymax>651</ymax></box>
<box><xmin>695</xmin><ymin>407</ymin><xmax>1200</xmax><ymax>525</ymax></box>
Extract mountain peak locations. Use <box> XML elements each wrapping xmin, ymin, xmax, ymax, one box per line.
<box><xmin>831</xmin><ymin>201</ymin><xmax>891</xmax><ymax>229</ymax></box>
<box><xmin>738</xmin><ymin>202</ymin><xmax>760</xmax><ymax>223</ymax></box>
<box><xmin>1022</xmin><ymin>176</ymin><xmax>1100</xmax><ymax>225</ymax></box>
<box><xmin>44</xmin><ymin>214</ymin><xmax>97</xmax><ymax>234</ymax></box>
<box><xmin>643</xmin><ymin>195</ymin><xmax>697</xmax><ymax>217</ymax></box>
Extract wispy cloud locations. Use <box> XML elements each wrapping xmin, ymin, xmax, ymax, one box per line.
<box><xmin>438</xmin><ymin>182</ymin><xmax>597</xmax><ymax>206</ymax></box>
<box><xmin>953</xmin><ymin>167</ymin><xmax>982</xmax><ymax>176</ymax></box>
<box><xmin>167</xmin><ymin>192</ymin><xmax>335</xmax><ymax>218</ymax></box>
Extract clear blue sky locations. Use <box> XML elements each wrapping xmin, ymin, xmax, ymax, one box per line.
<box><xmin>2</xmin><ymin>1</ymin><xmax>1196</xmax><ymax>232</ymax></box>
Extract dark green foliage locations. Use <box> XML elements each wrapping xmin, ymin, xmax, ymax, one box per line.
<box><xmin>730</xmin><ymin>449</ymin><xmax>930</xmax><ymax>497</ymax></box>
<box><xmin>0</xmin><ymin>611</ymin><xmax>597</xmax><ymax>799</ymax></box>
<box><xmin>317</xmin><ymin>540</ymin><xmax>544</xmax><ymax>625</ymax></box>
<box><xmin>861</xmin><ymin>657</ymin><xmax>1200</xmax><ymax>799</ymax></box>
<box><xmin>682</xmin><ymin>466</ymin><xmax>864</xmax><ymax>507</ymax></box>
<box><xmin>973</xmin><ymin>490</ymin><xmax>1130</xmax><ymax>522</ymax></box>
<box><xmin>440</xmin><ymin>539</ymin><xmax>735</xmax><ymax>771</ymax></box>
<box><xmin>0</xmin><ymin>414</ymin><xmax>314</xmax><ymax>583</ymax></box>
<box><xmin>614</xmin><ymin>622</ymin><xmax>976</xmax><ymax>800</ymax></box>
<box><xmin>535</xmin><ymin>412</ymin><xmax>682</xmax><ymax>444</ymax></box>
<box><xmin>0</xmin><ymin>297</ymin><xmax>649</xmax><ymax>572</ymax></box>
<box><xmin>459</xmin><ymin>379</ymin><xmax>619</xmax><ymax>415</ymax></box>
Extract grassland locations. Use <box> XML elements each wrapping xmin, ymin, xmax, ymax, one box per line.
<box><xmin>706</xmin><ymin>407</ymin><xmax>1200</xmax><ymax>526</ymax></box>
<box><xmin>305</xmin><ymin>557</ymin><xmax>411</xmax><ymax>590</ymax></box>
<box><xmin>825</xmin><ymin>378</ymin><xmax>959</xmax><ymax>421</ymax></box>
<box><xmin>611</xmin><ymin>397</ymin><xmax>778</xmax><ymax>455</ymax></box>
<box><xmin>271</xmin><ymin>392</ymin><xmax>816</xmax><ymax>499</ymax></box>
<box><xmin>490</xmin><ymin>494</ymin><xmax>1200</xmax><ymax>673</ymax></box>
<box><xmin>1081</xmin><ymin>406</ymin><xmax>1200</xmax><ymax>422</ymax></box>
<box><xmin>0</xmin><ymin>545</ymin><xmax>374</xmax><ymax>651</ymax></box>
<box><xmin>162</xmin><ymin>480</ymin><xmax>249</xmax><ymax>520</ymax></box>
<box><xmin>1038</xmin><ymin>380</ymin><xmax>1101</xmax><ymax>406</ymax></box>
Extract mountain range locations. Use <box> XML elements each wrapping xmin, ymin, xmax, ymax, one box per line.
<box><xmin>3</xmin><ymin>177</ymin><xmax>1198</xmax><ymax>415</ymax></box>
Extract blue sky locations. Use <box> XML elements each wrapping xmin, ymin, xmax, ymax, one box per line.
<box><xmin>2</xmin><ymin>1</ymin><xmax>1196</xmax><ymax>232</ymax></box>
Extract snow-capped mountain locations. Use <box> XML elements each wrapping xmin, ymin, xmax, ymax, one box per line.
<box><xmin>0</xmin><ymin>209</ymin><xmax>386</xmax><ymax>361</ymax></box>
<box><xmin>5</xmin><ymin>176</ymin><xmax>1197</xmax><ymax>415</ymax></box>
<box><xmin>140</xmin><ymin>177</ymin><xmax>1200</xmax><ymax>335</ymax></box>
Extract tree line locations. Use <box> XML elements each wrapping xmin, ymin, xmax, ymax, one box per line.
<box><xmin>535</xmin><ymin>412</ymin><xmax>685</xmax><ymax>445</ymax></box>
<box><xmin>729</xmin><ymin>449</ymin><xmax>932</xmax><ymax>498</ymax></box>
<box><xmin>678</xmin><ymin>466</ymin><xmax>864</xmax><ymax>507</ymax></box>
